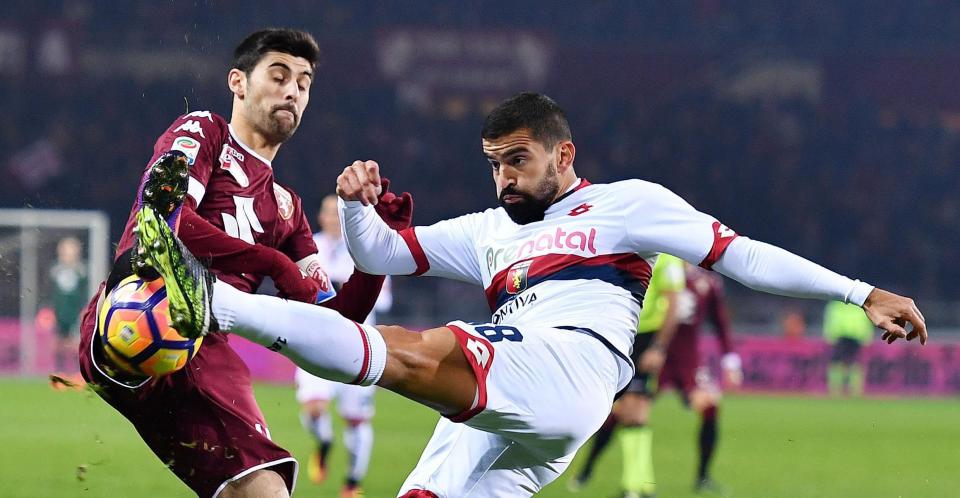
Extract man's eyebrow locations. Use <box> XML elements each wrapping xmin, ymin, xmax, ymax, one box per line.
<box><xmin>269</xmin><ymin>62</ymin><xmax>313</xmax><ymax>80</ymax></box>
<box><xmin>484</xmin><ymin>145</ymin><xmax>530</xmax><ymax>159</ymax></box>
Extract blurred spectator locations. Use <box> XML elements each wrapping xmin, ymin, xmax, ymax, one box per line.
<box><xmin>49</xmin><ymin>236</ymin><xmax>87</xmax><ymax>373</ymax></box>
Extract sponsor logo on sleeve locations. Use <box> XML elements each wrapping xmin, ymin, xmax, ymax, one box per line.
<box><xmin>219</xmin><ymin>144</ymin><xmax>249</xmax><ymax>187</ymax></box>
<box><xmin>273</xmin><ymin>183</ymin><xmax>294</xmax><ymax>220</ymax></box>
<box><xmin>173</xmin><ymin>120</ymin><xmax>206</xmax><ymax>138</ymax></box>
<box><xmin>170</xmin><ymin>137</ymin><xmax>200</xmax><ymax>165</ymax></box>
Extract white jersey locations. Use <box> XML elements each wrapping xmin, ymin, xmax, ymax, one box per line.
<box><xmin>394</xmin><ymin>178</ymin><xmax>736</xmax><ymax>358</ymax></box>
<box><xmin>313</xmin><ymin>231</ymin><xmax>392</xmax><ymax>325</ymax></box>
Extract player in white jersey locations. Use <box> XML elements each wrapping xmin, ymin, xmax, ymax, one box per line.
<box><xmin>295</xmin><ymin>195</ymin><xmax>393</xmax><ymax>497</ymax></box>
<box><xmin>142</xmin><ymin>92</ymin><xmax>927</xmax><ymax>498</ymax></box>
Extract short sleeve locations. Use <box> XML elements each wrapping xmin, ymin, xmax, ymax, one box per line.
<box><xmin>399</xmin><ymin>212</ymin><xmax>486</xmax><ymax>285</ymax></box>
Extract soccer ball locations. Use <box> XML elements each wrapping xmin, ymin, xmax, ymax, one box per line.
<box><xmin>97</xmin><ymin>275</ymin><xmax>203</xmax><ymax>377</ymax></box>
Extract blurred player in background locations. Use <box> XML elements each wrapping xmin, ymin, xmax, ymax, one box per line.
<box><xmin>76</xmin><ymin>29</ymin><xmax>399</xmax><ymax>497</ymax></box>
<box><xmin>50</xmin><ymin>236</ymin><xmax>87</xmax><ymax>373</ymax></box>
<box><xmin>659</xmin><ymin>262</ymin><xmax>741</xmax><ymax>494</ymax></box>
<box><xmin>295</xmin><ymin>194</ymin><xmax>393</xmax><ymax>498</ymax></box>
<box><xmin>136</xmin><ymin>92</ymin><xmax>926</xmax><ymax>498</ymax></box>
<box><xmin>824</xmin><ymin>301</ymin><xmax>875</xmax><ymax>397</ymax></box>
<box><xmin>571</xmin><ymin>253</ymin><xmax>685</xmax><ymax>498</ymax></box>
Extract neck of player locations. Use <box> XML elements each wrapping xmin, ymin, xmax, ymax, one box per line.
<box><xmin>230</xmin><ymin>116</ymin><xmax>281</xmax><ymax>162</ymax></box>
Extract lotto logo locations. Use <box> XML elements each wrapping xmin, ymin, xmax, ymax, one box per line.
<box><xmin>466</xmin><ymin>338</ymin><xmax>491</xmax><ymax>369</ymax></box>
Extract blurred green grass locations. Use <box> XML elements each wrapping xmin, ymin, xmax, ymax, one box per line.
<box><xmin>0</xmin><ymin>378</ymin><xmax>955</xmax><ymax>497</ymax></box>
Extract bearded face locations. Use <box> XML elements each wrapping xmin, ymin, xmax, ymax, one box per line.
<box><xmin>498</xmin><ymin>160</ymin><xmax>561</xmax><ymax>225</ymax></box>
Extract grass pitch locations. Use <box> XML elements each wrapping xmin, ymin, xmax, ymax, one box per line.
<box><xmin>0</xmin><ymin>378</ymin><xmax>954</xmax><ymax>497</ymax></box>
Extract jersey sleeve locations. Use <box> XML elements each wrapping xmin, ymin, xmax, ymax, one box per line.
<box><xmin>398</xmin><ymin>212</ymin><xmax>485</xmax><ymax>285</ymax></box>
<box><xmin>621</xmin><ymin>180</ymin><xmax>738</xmax><ymax>270</ymax></box>
<box><xmin>149</xmin><ymin>111</ymin><xmax>226</xmax><ymax>208</ymax></box>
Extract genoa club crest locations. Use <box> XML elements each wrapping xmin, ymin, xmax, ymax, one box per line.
<box><xmin>505</xmin><ymin>260</ymin><xmax>532</xmax><ymax>295</ymax></box>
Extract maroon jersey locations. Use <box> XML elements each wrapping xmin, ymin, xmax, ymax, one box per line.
<box><xmin>116</xmin><ymin>111</ymin><xmax>317</xmax><ymax>293</ymax></box>
<box><xmin>660</xmin><ymin>266</ymin><xmax>733</xmax><ymax>393</ymax></box>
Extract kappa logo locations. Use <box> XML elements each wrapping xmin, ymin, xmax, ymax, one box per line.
<box><xmin>170</xmin><ymin>137</ymin><xmax>200</xmax><ymax>165</ymax></box>
<box><xmin>568</xmin><ymin>203</ymin><xmax>593</xmax><ymax>216</ymax></box>
<box><xmin>183</xmin><ymin>110</ymin><xmax>214</xmax><ymax>122</ymax></box>
<box><xmin>173</xmin><ymin>120</ymin><xmax>206</xmax><ymax>138</ymax></box>
<box><xmin>505</xmin><ymin>260</ymin><xmax>532</xmax><ymax>295</ymax></box>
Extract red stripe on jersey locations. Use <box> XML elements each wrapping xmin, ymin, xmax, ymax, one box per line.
<box><xmin>484</xmin><ymin>252</ymin><xmax>653</xmax><ymax>309</ymax></box>
<box><xmin>572</xmin><ymin>178</ymin><xmax>592</xmax><ymax>192</ymax></box>
<box><xmin>399</xmin><ymin>227</ymin><xmax>429</xmax><ymax>276</ymax></box>
<box><xmin>350</xmin><ymin>322</ymin><xmax>371</xmax><ymax>385</ymax></box>
<box><xmin>445</xmin><ymin>324</ymin><xmax>494</xmax><ymax>423</ymax></box>
<box><xmin>399</xmin><ymin>490</ymin><xmax>439</xmax><ymax>498</ymax></box>
<box><xmin>699</xmin><ymin>221</ymin><xmax>738</xmax><ymax>270</ymax></box>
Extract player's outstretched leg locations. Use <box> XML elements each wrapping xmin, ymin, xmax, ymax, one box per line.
<box><xmin>134</xmin><ymin>203</ymin><xmax>218</xmax><ymax>339</ymax></box>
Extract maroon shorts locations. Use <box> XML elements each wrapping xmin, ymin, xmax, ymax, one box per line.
<box><xmin>78</xmin><ymin>290</ymin><xmax>296</xmax><ymax>497</ymax></box>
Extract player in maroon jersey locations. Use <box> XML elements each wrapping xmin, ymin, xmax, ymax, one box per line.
<box><xmin>77</xmin><ymin>29</ymin><xmax>408</xmax><ymax>497</ymax></box>
<box><xmin>658</xmin><ymin>262</ymin><xmax>742</xmax><ymax>494</ymax></box>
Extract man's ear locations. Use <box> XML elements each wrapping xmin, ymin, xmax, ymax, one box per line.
<box><xmin>228</xmin><ymin>68</ymin><xmax>246</xmax><ymax>99</ymax></box>
<box><xmin>557</xmin><ymin>141</ymin><xmax>576</xmax><ymax>174</ymax></box>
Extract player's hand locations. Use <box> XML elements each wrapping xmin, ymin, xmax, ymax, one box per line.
<box><xmin>639</xmin><ymin>347</ymin><xmax>666</xmax><ymax>373</ymax></box>
<box><xmin>862</xmin><ymin>288</ymin><xmax>927</xmax><ymax>345</ymax></box>
<box><xmin>373</xmin><ymin>177</ymin><xmax>414</xmax><ymax>231</ymax></box>
<box><xmin>269</xmin><ymin>250</ymin><xmax>323</xmax><ymax>303</ymax></box>
<box><xmin>337</xmin><ymin>160</ymin><xmax>383</xmax><ymax>206</ymax></box>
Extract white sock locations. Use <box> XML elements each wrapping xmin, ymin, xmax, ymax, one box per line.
<box><xmin>212</xmin><ymin>280</ymin><xmax>386</xmax><ymax>386</ymax></box>
<box><xmin>344</xmin><ymin>421</ymin><xmax>374</xmax><ymax>482</ymax></box>
<box><xmin>300</xmin><ymin>412</ymin><xmax>334</xmax><ymax>443</ymax></box>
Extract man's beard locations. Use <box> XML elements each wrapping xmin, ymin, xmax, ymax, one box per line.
<box><xmin>251</xmin><ymin>102</ymin><xmax>299</xmax><ymax>144</ymax></box>
<box><xmin>498</xmin><ymin>163</ymin><xmax>561</xmax><ymax>225</ymax></box>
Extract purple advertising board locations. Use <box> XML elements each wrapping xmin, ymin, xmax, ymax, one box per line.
<box><xmin>1</xmin><ymin>317</ymin><xmax>956</xmax><ymax>396</ymax></box>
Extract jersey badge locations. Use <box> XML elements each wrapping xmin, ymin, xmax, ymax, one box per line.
<box><xmin>505</xmin><ymin>259</ymin><xmax>532</xmax><ymax>295</ymax></box>
<box><xmin>170</xmin><ymin>137</ymin><xmax>200</xmax><ymax>165</ymax></box>
<box><xmin>273</xmin><ymin>184</ymin><xmax>294</xmax><ymax>220</ymax></box>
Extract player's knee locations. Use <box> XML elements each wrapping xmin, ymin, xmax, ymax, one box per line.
<box><xmin>220</xmin><ymin>469</ymin><xmax>289</xmax><ymax>498</ymax></box>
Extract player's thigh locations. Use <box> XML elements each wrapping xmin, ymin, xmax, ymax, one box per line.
<box><xmin>219</xmin><ymin>469</ymin><xmax>289</xmax><ymax>498</ymax></box>
<box><xmin>399</xmin><ymin>418</ymin><xmax>573</xmax><ymax>498</ymax></box>
<box><xmin>448</xmin><ymin>321</ymin><xmax>624</xmax><ymax>460</ymax></box>
<box><xmin>336</xmin><ymin>383</ymin><xmax>377</xmax><ymax>422</ymax></box>
<box><xmin>375</xmin><ymin>324</ymin><xmax>478</xmax><ymax>415</ymax></box>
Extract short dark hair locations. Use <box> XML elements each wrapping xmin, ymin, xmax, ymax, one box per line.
<box><xmin>232</xmin><ymin>28</ymin><xmax>320</xmax><ymax>74</ymax></box>
<box><xmin>481</xmin><ymin>92</ymin><xmax>572</xmax><ymax>147</ymax></box>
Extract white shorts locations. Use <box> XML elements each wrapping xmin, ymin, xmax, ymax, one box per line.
<box><xmin>398</xmin><ymin>321</ymin><xmax>632</xmax><ymax>497</ymax></box>
<box><xmin>294</xmin><ymin>368</ymin><xmax>376</xmax><ymax>421</ymax></box>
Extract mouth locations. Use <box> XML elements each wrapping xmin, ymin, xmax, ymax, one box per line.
<box><xmin>273</xmin><ymin>108</ymin><xmax>297</xmax><ymax>122</ymax></box>
<box><xmin>501</xmin><ymin>194</ymin><xmax>525</xmax><ymax>204</ymax></box>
